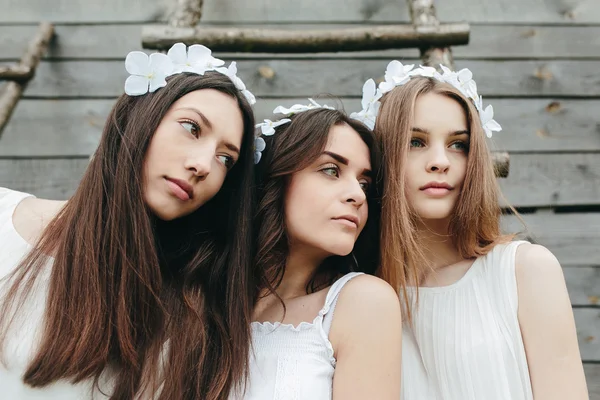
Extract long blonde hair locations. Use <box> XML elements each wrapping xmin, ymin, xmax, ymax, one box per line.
<box><xmin>374</xmin><ymin>77</ymin><xmax>514</xmax><ymax>320</ymax></box>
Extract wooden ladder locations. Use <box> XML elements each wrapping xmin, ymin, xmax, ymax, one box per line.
<box><xmin>140</xmin><ymin>0</ymin><xmax>509</xmax><ymax>177</ymax></box>
<box><xmin>0</xmin><ymin>23</ymin><xmax>54</xmax><ymax>139</ymax></box>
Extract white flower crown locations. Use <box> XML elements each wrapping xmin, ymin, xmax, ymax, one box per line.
<box><xmin>254</xmin><ymin>98</ymin><xmax>335</xmax><ymax>164</ymax></box>
<box><xmin>124</xmin><ymin>42</ymin><xmax>256</xmax><ymax>105</ymax></box>
<box><xmin>350</xmin><ymin>61</ymin><xmax>501</xmax><ymax>137</ymax></box>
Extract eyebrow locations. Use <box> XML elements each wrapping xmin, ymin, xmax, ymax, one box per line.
<box><xmin>322</xmin><ymin>151</ymin><xmax>372</xmax><ymax>178</ymax></box>
<box><xmin>178</xmin><ymin>107</ymin><xmax>213</xmax><ymax>130</ymax></box>
<box><xmin>178</xmin><ymin>107</ymin><xmax>240</xmax><ymax>155</ymax></box>
<box><xmin>412</xmin><ymin>127</ymin><xmax>470</xmax><ymax>136</ymax></box>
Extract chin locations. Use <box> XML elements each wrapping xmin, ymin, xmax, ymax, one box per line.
<box><xmin>414</xmin><ymin>206</ymin><xmax>453</xmax><ymax>221</ymax></box>
<box><xmin>321</xmin><ymin>241</ymin><xmax>356</xmax><ymax>257</ymax></box>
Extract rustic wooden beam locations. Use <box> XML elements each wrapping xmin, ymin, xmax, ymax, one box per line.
<box><xmin>0</xmin><ymin>65</ymin><xmax>33</xmax><ymax>82</ymax></box>
<box><xmin>408</xmin><ymin>0</ymin><xmax>455</xmax><ymax>68</ymax></box>
<box><xmin>141</xmin><ymin>23</ymin><xmax>470</xmax><ymax>53</ymax></box>
<box><xmin>168</xmin><ymin>0</ymin><xmax>204</xmax><ymax>28</ymax></box>
<box><xmin>0</xmin><ymin>22</ymin><xmax>54</xmax><ymax>139</ymax></box>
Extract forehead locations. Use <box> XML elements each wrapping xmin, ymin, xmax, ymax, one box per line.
<box><xmin>413</xmin><ymin>92</ymin><xmax>467</xmax><ymax>132</ymax></box>
<box><xmin>325</xmin><ymin>124</ymin><xmax>371</xmax><ymax>168</ymax></box>
<box><xmin>170</xmin><ymin>88</ymin><xmax>244</xmax><ymax>147</ymax></box>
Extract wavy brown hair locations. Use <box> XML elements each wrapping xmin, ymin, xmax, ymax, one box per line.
<box><xmin>254</xmin><ymin>108</ymin><xmax>382</xmax><ymax>295</ymax></box>
<box><xmin>374</xmin><ymin>77</ymin><xmax>514</xmax><ymax>320</ymax></box>
<box><xmin>0</xmin><ymin>72</ymin><xmax>256</xmax><ymax>399</ymax></box>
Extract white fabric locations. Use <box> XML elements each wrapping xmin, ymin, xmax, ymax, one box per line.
<box><xmin>401</xmin><ymin>241</ymin><xmax>533</xmax><ymax>400</ymax></box>
<box><xmin>0</xmin><ymin>187</ymin><xmax>114</xmax><ymax>399</ymax></box>
<box><xmin>231</xmin><ymin>272</ymin><xmax>363</xmax><ymax>400</ymax></box>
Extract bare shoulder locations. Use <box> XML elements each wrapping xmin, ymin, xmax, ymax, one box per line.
<box><xmin>13</xmin><ymin>197</ymin><xmax>66</xmax><ymax>245</ymax></box>
<box><xmin>333</xmin><ymin>275</ymin><xmax>401</xmax><ymax>330</ymax></box>
<box><xmin>515</xmin><ymin>243</ymin><xmax>564</xmax><ymax>286</ymax></box>
<box><xmin>339</xmin><ymin>274</ymin><xmax>400</xmax><ymax>310</ymax></box>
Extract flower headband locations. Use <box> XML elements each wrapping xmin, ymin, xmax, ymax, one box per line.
<box><xmin>124</xmin><ymin>42</ymin><xmax>256</xmax><ymax>105</ymax></box>
<box><xmin>254</xmin><ymin>98</ymin><xmax>335</xmax><ymax>164</ymax></box>
<box><xmin>351</xmin><ymin>61</ymin><xmax>501</xmax><ymax>137</ymax></box>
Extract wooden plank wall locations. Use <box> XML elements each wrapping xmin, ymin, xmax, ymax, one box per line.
<box><xmin>0</xmin><ymin>0</ymin><xmax>598</xmax><ymax>394</ymax></box>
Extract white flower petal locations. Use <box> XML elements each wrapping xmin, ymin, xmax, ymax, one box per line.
<box><xmin>149</xmin><ymin>53</ymin><xmax>174</xmax><ymax>76</ymax></box>
<box><xmin>485</xmin><ymin>119</ymin><xmax>502</xmax><ymax>132</ymax></box>
<box><xmin>457</xmin><ymin>68</ymin><xmax>473</xmax><ymax>83</ymax></box>
<box><xmin>482</xmin><ymin>104</ymin><xmax>495</xmax><ymax>122</ymax></box>
<box><xmin>148</xmin><ymin>73</ymin><xmax>167</xmax><ymax>93</ymax></box>
<box><xmin>272</xmin><ymin>118</ymin><xmax>291</xmax><ymax>128</ymax></box>
<box><xmin>125</xmin><ymin>51</ymin><xmax>150</xmax><ymax>76</ymax></box>
<box><xmin>124</xmin><ymin>75</ymin><xmax>149</xmax><ymax>96</ymax></box>
<box><xmin>187</xmin><ymin>44</ymin><xmax>212</xmax><ymax>64</ymax></box>
<box><xmin>243</xmin><ymin>90</ymin><xmax>256</xmax><ymax>105</ymax></box>
<box><xmin>167</xmin><ymin>43</ymin><xmax>188</xmax><ymax>66</ymax></box>
<box><xmin>227</xmin><ymin>61</ymin><xmax>238</xmax><ymax>75</ymax></box>
<box><xmin>361</xmin><ymin>79</ymin><xmax>376</xmax><ymax>110</ymax></box>
<box><xmin>260</xmin><ymin>125</ymin><xmax>276</xmax><ymax>136</ymax></box>
<box><xmin>386</xmin><ymin>60</ymin><xmax>404</xmax><ymax>76</ymax></box>
<box><xmin>379</xmin><ymin>81</ymin><xmax>395</xmax><ymax>93</ymax></box>
<box><xmin>255</xmin><ymin>136</ymin><xmax>266</xmax><ymax>152</ymax></box>
<box><xmin>254</xmin><ymin>151</ymin><xmax>262</xmax><ymax>164</ymax></box>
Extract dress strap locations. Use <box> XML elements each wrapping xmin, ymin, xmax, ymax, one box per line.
<box><xmin>320</xmin><ymin>272</ymin><xmax>364</xmax><ymax>335</ymax></box>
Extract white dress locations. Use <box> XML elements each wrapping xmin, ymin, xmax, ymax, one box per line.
<box><xmin>231</xmin><ymin>272</ymin><xmax>363</xmax><ymax>400</ymax></box>
<box><xmin>0</xmin><ymin>187</ymin><xmax>114</xmax><ymax>399</ymax></box>
<box><xmin>401</xmin><ymin>241</ymin><xmax>534</xmax><ymax>400</ymax></box>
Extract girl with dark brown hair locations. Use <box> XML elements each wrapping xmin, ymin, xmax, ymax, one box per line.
<box><xmin>355</xmin><ymin>62</ymin><xmax>588</xmax><ymax>400</ymax></box>
<box><xmin>0</xmin><ymin>44</ymin><xmax>257</xmax><ymax>399</ymax></box>
<box><xmin>231</xmin><ymin>101</ymin><xmax>402</xmax><ymax>400</ymax></box>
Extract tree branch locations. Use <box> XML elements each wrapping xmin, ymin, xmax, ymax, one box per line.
<box><xmin>142</xmin><ymin>23</ymin><xmax>470</xmax><ymax>53</ymax></box>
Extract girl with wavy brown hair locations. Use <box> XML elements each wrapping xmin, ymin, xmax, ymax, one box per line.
<box><xmin>231</xmin><ymin>101</ymin><xmax>402</xmax><ymax>400</ymax></box>
<box><xmin>0</xmin><ymin>44</ymin><xmax>257</xmax><ymax>400</ymax></box>
<box><xmin>355</xmin><ymin>63</ymin><xmax>588</xmax><ymax>400</ymax></box>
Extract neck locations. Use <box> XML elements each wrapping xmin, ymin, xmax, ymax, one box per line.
<box><xmin>276</xmin><ymin>244</ymin><xmax>327</xmax><ymax>299</ymax></box>
<box><xmin>416</xmin><ymin>217</ymin><xmax>463</xmax><ymax>270</ymax></box>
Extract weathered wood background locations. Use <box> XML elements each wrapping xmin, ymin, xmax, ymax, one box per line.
<box><xmin>0</xmin><ymin>0</ymin><xmax>599</xmax><ymax>394</ymax></box>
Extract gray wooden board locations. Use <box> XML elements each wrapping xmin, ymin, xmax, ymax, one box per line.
<box><xmin>564</xmin><ymin>267</ymin><xmax>600</xmax><ymax>307</ymax></box>
<box><xmin>497</xmin><ymin>153</ymin><xmax>600</xmax><ymax>208</ymax></box>
<box><xmin>20</xmin><ymin>60</ymin><xmax>600</xmax><ymax>98</ymax></box>
<box><xmin>1</xmin><ymin>0</ymin><xmax>600</xmax><ymax>24</ymax></box>
<box><xmin>576</xmin><ymin>308</ymin><xmax>600</xmax><ymax>362</ymax></box>
<box><xmin>588</xmin><ymin>364</ymin><xmax>600</xmax><ymax>399</ymax></box>
<box><xmin>503</xmin><ymin>213</ymin><xmax>600</xmax><ymax>266</ymax></box>
<box><xmin>1</xmin><ymin>99</ymin><xmax>599</xmax><ymax>157</ymax></box>
<box><xmin>3</xmin><ymin>25</ymin><xmax>600</xmax><ymax>61</ymax></box>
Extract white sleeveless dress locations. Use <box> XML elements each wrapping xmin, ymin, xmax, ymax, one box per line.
<box><xmin>0</xmin><ymin>187</ymin><xmax>114</xmax><ymax>399</ymax></box>
<box><xmin>401</xmin><ymin>241</ymin><xmax>533</xmax><ymax>400</ymax></box>
<box><xmin>231</xmin><ymin>272</ymin><xmax>363</xmax><ymax>400</ymax></box>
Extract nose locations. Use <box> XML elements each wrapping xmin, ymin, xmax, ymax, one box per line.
<box><xmin>344</xmin><ymin>179</ymin><xmax>367</xmax><ymax>208</ymax></box>
<box><xmin>426</xmin><ymin>145</ymin><xmax>450</xmax><ymax>173</ymax></box>
<box><xmin>184</xmin><ymin>147</ymin><xmax>213</xmax><ymax>180</ymax></box>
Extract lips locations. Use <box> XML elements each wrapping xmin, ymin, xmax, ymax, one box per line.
<box><xmin>420</xmin><ymin>181</ymin><xmax>453</xmax><ymax>191</ymax></box>
<box><xmin>332</xmin><ymin>215</ymin><xmax>359</xmax><ymax>228</ymax></box>
<box><xmin>419</xmin><ymin>181</ymin><xmax>454</xmax><ymax>197</ymax></box>
<box><xmin>166</xmin><ymin>177</ymin><xmax>194</xmax><ymax>201</ymax></box>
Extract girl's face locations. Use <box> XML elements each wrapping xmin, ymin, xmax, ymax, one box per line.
<box><xmin>284</xmin><ymin>123</ymin><xmax>372</xmax><ymax>259</ymax></box>
<box><xmin>143</xmin><ymin>89</ymin><xmax>244</xmax><ymax>221</ymax></box>
<box><xmin>405</xmin><ymin>92</ymin><xmax>470</xmax><ymax>222</ymax></box>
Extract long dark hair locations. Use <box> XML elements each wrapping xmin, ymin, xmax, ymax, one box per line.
<box><xmin>0</xmin><ymin>72</ymin><xmax>256</xmax><ymax>400</ymax></box>
<box><xmin>254</xmin><ymin>107</ymin><xmax>382</xmax><ymax>295</ymax></box>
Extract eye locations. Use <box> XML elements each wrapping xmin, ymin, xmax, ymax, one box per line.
<box><xmin>359</xmin><ymin>180</ymin><xmax>371</xmax><ymax>194</ymax></box>
<box><xmin>320</xmin><ymin>164</ymin><xmax>340</xmax><ymax>178</ymax></box>
<box><xmin>409</xmin><ymin>138</ymin><xmax>425</xmax><ymax>148</ymax></box>
<box><xmin>217</xmin><ymin>155</ymin><xmax>236</xmax><ymax>170</ymax></box>
<box><xmin>450</xmin><ymin>140</ymin><xmax>469</xmax><ymax>152</ymax></box>
<box><xmin>180</xmin><ymin>120</ymin><xmax>200</xmax><ymax>137</ymax></box>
